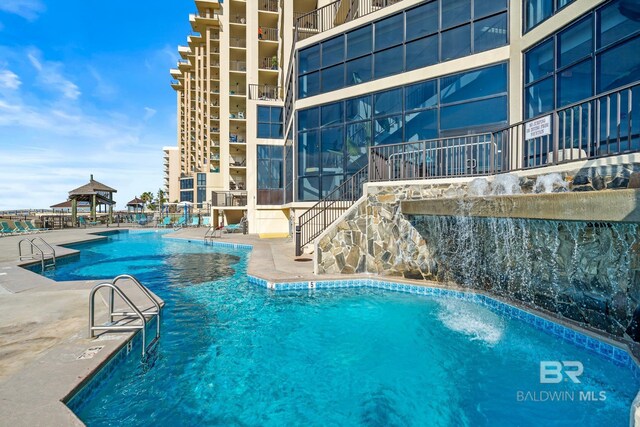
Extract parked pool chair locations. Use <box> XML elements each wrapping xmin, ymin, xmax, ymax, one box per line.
<box><xmin>224</xmin><ymin>217</ymin><xmax>247</xmax><ymax>233</ymax></box>
<box><xmin>173</xmin><ymin>217</ymin><xmax>186</xmax><ymax>229</ymax></box>
<box><xmin>189</xmin><ymin>217</ymin><xmax>200</xmax><ymax>227</ymax></box>
<box><xmin>13</xmin><ymin>221</ymin><xmax>33</xmax><ymax>234</ymax></box>
<box><xmin>160</xmin><ymin>216</ymin><xmax>172</xmax><ymax>227</ymax></box>
<box><xmin>0</xmin><ymin>221</ymin><xmax>15</xmax><ymax>236</ymax></box>
<box><xmin>202</xmin><ymin>217</ymin><xmax>211</xmax><ymax>227</ymax></box>
<box><xmin>24</xmin><ymin>220</ymin><xmax>46</xmax><ymax>232</ymax></box>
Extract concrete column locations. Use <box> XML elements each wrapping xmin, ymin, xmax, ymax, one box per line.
<box><xmin>91</xmin><ymin>194</ymin><xmax>96</xmax><ymax>220</ymax></box>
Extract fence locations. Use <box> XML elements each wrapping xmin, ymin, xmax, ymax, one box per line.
<box><xmin>249</xmin><ymin>84</ymin><xmax>281</xmax><ymax>100</ymax></box>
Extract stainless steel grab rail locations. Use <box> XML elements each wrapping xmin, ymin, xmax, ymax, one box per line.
<box><xmin>18</xmin><ymin>237</ymin><xmax>56</xmax><ymax>271</ymax></box>
<box><xmin>111</xmin><ymin>275</ymin><xmax>161</xmax><ymax>340</ymax></box>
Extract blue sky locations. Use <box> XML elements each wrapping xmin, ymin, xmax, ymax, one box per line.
<box><xmin>0</xmin><ymin>0</ymin><xmax>193</xmax><ymax>210</ymax></box>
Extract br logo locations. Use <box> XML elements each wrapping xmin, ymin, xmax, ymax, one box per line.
<box><xmin>540</xmin><ymin>361</ymin><xmax>584</xmax><ymax>384</ymax></box>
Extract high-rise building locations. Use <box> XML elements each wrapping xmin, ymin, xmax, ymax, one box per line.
<box><xmin>168</xmin><ymin>0</ymin><xmax>640</xmax><ymax>240</ymax></box>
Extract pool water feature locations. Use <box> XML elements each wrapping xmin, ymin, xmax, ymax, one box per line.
<box><xmin>53</xmin><ymin>231</ymin><xmax>638</xmax><ymax>426</ymax></box>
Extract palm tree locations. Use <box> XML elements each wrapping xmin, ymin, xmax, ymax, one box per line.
<box><xmin>140</xmin><ymin>191</ymin><xmax>154</xmax><ymax>211</ymax></box>
<box><xmin>155</xmin><ymin>189</ymin><xmax>167</xmax><ymax>216</ymax></box>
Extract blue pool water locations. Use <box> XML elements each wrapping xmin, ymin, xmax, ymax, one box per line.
<box><xmin>46</xmin><ymin>231</ymin><xmax>639</xmax><ymax>426</ymax></box>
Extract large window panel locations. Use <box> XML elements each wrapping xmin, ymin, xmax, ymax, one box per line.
<box><xmin>474</xmin><ymin>13</ymin><xmax>508</xmax><ymax>53</ymax></box>
<box><xmin>526</xmin><ymin>39</ymin><xmax>554</xmax><ymax>84</ymax></box>
<box><xmin>405</xmin><ymin>80</ymin><xmax>437</xmax><ymax>111</ymax></box>
<box><xmin>375</xmin><ymin>13</ymin><xmax>404</xmax><ymax>51</ymax></box>
<box><xmin>374</xmin><ymin>115</ymin><xmax>403</xmax><ymax>145</ymax></box>
<box><xmin>297</xmin><ymin>131</ymin><xmax>320</xmax><ymax>175</ymax></box>
<box><xmin>346</xmin><ymin>95</ymin><xmax>372</xmax><ymax>122</ymax></box>
<box><xmin>321</xmin><ymin>63</ymin><xmax>345</xmax><ymax>92</ymax></box>
<box><xmin>442</xmin><ymin>0</ymin><xmax>470</xmax><ymax>29</ymax></box>
<box><xmin>346</xmin><ymin>121</ymin><xmax>371</xmax><ymax>171</ymax></box>
<box><xmin>598</xmin><ymin>0</ymin><xmax>640</xmax><ymax>49</ymax></box>
<box><xmin>321</xmin><ymin>175</ymin><xmax>344</xmax><ymax>197</ymax></box>
<box><xmin>374</xmin><ymin>88</ymin><xmax>403</xmax><ymax>117</ymax></box>
<box><xmin>405</xmin><ymin>35</ymin><xmax>438</xmax><ymax>71</ymax></box>
<box><xmin>405</xmin><ymin>109</ymin><xmax>438</xmax><ymax>141</ymax></box>
<box><xmin>322</xmin><ymin>35</ymin><xmax>345</xmax><ymax>67</ymax></box>
<box><xmin>347</xmin><ymin>25</ymin><xmax>372</xmax><ymax>59</ymax></box>
<box><xmin>440</xmin><ymin>96</ymin><xmax>507</xmax><ymax>131</ymax></box>
<box><xmin>298</xmin><ymin>107</ymin><xmax>318</xmax><ymax>131</ymax></box>
<box><xmin>298</xmin><ymin>177</ymin><xmax>320</xmax><ymax>201</ymax></box>
<box><xmin>346</xmin><ymin>55</ymin><xmax>372</xmax><ymax>86</ymax></box>
<box><xmin>298</xmin><ymin>72</ymin><xmax>319</xmax><ymax>98</ymax></box>
<box><xmin>441</xmin><ymin>25</ymin><xmax>471</xmax><ymax>61</ymax></box>
<box><xmin>406</xmin><ymin>1</ymin><xmax>438</xmax><ymax>41</ymax></box>
<box><xmin>321</xmin><ymin>126</ymin><xmax>345</xmax><ymax>175</ymax></box>
<box><xmin>475</xmin><ymin>0</ymin><xmax>507</xmax><ymax>19</ymax></box>
<box><xmin>525</xmin><ymin>77</ymin><xmax>554</xmax><ymax>119</ymax></box>
<box><xmin>525</xmin><ymin>0</ymin><xmax>553</xmax><ymax>31</ymax></box>
<box><xmin>558</xmin><ymin>16</ymin><xmax>593</xmax><ymax>68</ymax></box>
<box><xmin>257</xmin><ymin>106</ymin><xmax>283</xmax><ymax>139</ymax></box>
<box><xmin>441</xmin><ymin>63</ymin><xmax>507</xmax><ymax>105</ymax></box>
<box><xmin>321</xmin><ymin>102</ymin><xmax>343</xmax><ymax>127</ymax></box>
<box><xmin>299</xmin><ymin>44</ymin><xmax>320</xmax><ymax>74</ymax></box>
<box><xmin>374</xmin><ymin>45</ymin><xmax>403</xmax><ymax>79</ymax></box>
<box><xmin>597</xmin><ymin>35</ymin><xmax>640</xmax><ymax>93</ymax></box>
<box><xmin>558</xmin><ymin>59</ymin><xmax>593</xmax><ymax>107</ymax></box>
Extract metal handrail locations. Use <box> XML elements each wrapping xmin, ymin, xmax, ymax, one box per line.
<box><xmin>295</xmin><ymin>165</ymin><xmax>368</xmax><ymax>255</ymax></box>
<box><xmin>18</xmin><ymin>237</ymin><xmax>56</xmax><ymax>271</ymax></box>
<box><xmin>111</xmin><ymin>275</ymin><xmax>161</xmax><ymax>340</ymax></box>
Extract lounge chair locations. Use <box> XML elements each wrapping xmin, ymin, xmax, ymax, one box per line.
<box><xmin>202</xmin><ymin>217</ymin><xmax>211</xmax><ymax>227</ymax></box>
<box><xmin>13</xmin><ymin>221</ymin><xmax>33</xmax><ymax>234</ymax></box>
<box><xmin>25</xmin><ymin>220</ymin><xmax>47</xmax><ymax>232</ymax></box>
<box><xmin>224</xmin><ymin>217</ymin><xmax>246</xmax><ymax>233</ymax></box>
<box><xmin>189</xmin><ymin>217</ymin><xmax>200</xmax><ymax>227</ymax></box>
<box><xmin>173</xmin><ymin>217</ymin><xmax>186</xmax><ymax>229</ymax></box>
<box><xmin>0</xmin><ymin>221</ymin><xmax>15</xmax><ymax>236</ymax></box>
<box><xmin>160</xmin><ymin>217</ymin><xmax>172</xmax><ymax>227</ymax></box>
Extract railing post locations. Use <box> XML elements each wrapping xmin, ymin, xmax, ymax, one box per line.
<box><xmin>552</xmin><ymin>111</ymin><xmax>559</xmax><ymax>165</ymax></box>
<box><xmin>295</xmin><ymin>224</ymin><xmax>302</xmax><ymax>256</ymax></box>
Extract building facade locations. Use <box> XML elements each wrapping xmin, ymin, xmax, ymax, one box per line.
<box><xmin>168</xmin><ymin>0</ymin><xmax>640</xmax><ymax>234</ymax></box>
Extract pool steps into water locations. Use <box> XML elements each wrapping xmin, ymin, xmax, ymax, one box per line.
<box><xmin>89</xmin><ymin>274</ymin><xmax>162</xmax><ymax>359</ymax></box>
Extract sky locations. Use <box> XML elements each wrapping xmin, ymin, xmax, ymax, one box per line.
<box><xmin>0</xmin><ymin>0</ymin><xmax>194</xmax><ymax>210</ymax></box>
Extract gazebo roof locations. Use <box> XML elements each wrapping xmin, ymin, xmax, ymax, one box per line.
<box><xmin>127</xmin><ymin>197</ymin><xmax>145</xmax><ymax>206</ymax></box>
<box><xmin>69</xmin><ymin>175</ymin><xmax>117</xmax><ymax>196</ymax></box>
<box><xmin>50</xmin><ymin>200</ymin><xmax>73</xmax><ymax>208</ymax></box>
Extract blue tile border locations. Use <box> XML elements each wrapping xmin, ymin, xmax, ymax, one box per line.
<box><xmin>247</xmin><ymin>275</ymin><xmax>640</xmax><ymax>373</ymax></box>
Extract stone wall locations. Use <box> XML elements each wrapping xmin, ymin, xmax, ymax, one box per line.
<box><xmin>314</xmin><ymin>166</ymin><xmax>640</xmax><ymax>341</ymax></box>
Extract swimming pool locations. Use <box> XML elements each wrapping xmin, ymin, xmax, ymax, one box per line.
<box><xmin>52</xmin><ymin>231</ymin><xmax>639</xmax><ymax>426</ymax></box>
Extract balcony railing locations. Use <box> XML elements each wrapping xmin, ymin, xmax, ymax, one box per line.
<box><xmin>259</xmin><ymin>27</ymin><xmax>278</xmax><ymax>42</ymax></box>
<box><xmin>211</xmin><ymin>191</ymin><xmax>247</xmax><ymax>207</ymax></box>
<box><xmin>258</xmin><ymin>0</ymin><xmax>278</xmax><ymax>13</ymax></box>
<box><xmin>248</xmin><ymin>84</ymin><xmax>281</xmax><ymax>100</ymax></box>
<box><xmin>259</xmin><ymin>57</ymin><xmax>279</xmax><ymax>70</ymax></box>
<box><xmin>230</xmin><ymin>60</ymin><xmax>247</xmax><ymax>72</ymax></box>
<box><xmin>230</xmin><ymin>37</ymin><xmax>246</xmax><ymax>48</ymax></box>
<box><xmin>295</xmin><ymin>0</ymin><xmax>404</xmax><ymax>41</ymax></box>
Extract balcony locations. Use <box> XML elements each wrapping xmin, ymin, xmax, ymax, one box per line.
<box><xmin>258</xmin><ymin>27</ymin><xmax>278</xmax><ymax>42</ymax></box>
<box><xmin>259</xmin><ymin>56</ymin><xmax>279</xmax><ymax>71</ymax></box>
<box><xmin>230</xmin><ymin>37</ymin><xmax>247</xmax><ymax>48</ymax></box>
<box><xmin>248</xmin><ymin>84</ymin><xmax>281</xmax><ymax>100</ymax></box>
<box><xmin>211</xmin><ymin>191</ymin><xmax>247</xmax><ymax>207</ymax></box>
<box><xmin>258</xmin><ymin>0</ymin><xmax>278</xmax><ymax>13</ymax></box>
<box><xmin>230</xmin><ymin>61</ymin><xmax>247</xmax><ymax>72</ymax></box>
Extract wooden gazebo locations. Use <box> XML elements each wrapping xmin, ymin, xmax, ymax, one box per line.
<box><xmin>126</xmin><ymin>196</ymin><xmax>145</xmax><ymax>213</ymax></box>
<box><xmin>68</xmin><ymin>175</ymin><xmax>117</xmax><ymax>224</ymax></box>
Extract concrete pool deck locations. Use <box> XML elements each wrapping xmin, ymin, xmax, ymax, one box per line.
<box><xmin>0</xmin><ymin>226</ymin><xmax>638</xmax><ymax>425</ymax></box>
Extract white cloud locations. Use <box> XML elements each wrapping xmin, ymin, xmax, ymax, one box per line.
<box><xmin>0</xmin><ymin>69</ymin><xmax>20</xmax><ymax>90</ymax></box>
<box><xmin>88</xmin><ymin>67</ymin><xmax>117</xmax><ymax>99</ymax></box>
<box><xmin>0</xmin><ymin>0</ymin><xmax>45</xmax><ymax>21</ymax></box>
<box><xmin>143</xmin><ymin>107</ymin><xmax>157</xmax><ymax>120</ymax></box>
<box><xmin>27</xmin><ymin>50</ymin><xmax>81</xmax><ymax>100</ymax></box>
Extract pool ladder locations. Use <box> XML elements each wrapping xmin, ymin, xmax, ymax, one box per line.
<box><xmin>89</xmin><ymin>275</ymin><xmax>162</xmax><ymax>358</ymax></box>
<box><xmin>18</xmin><ymin>237</ymin><xmax>56</xmax><ymax>271</ymax></box>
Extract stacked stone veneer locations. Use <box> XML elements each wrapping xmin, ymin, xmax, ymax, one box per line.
<box><xmin>315</xmin><ymin>166</ymin><xmax>640</xmax><ymax>339</ymax></box>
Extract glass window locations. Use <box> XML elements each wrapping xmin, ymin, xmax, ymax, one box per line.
<box><xmin>526</xmin><ymin>39</ymin><xmax>554</xmax><ymax>84</ymax></box>
<box><xmin>298</xmin><ymin>177</ymin><xmax>320</xmax><ymax>201</ymax></box>
<box><xmin>558</xmin><ymin>16</ymin><xmax>593</xmax><ymax>68</ymax></box>
<box><xmin>374</xmin><ymin>115</ymin><xmax>403</xmax><ymax>145</ymax></box>
<box><xmin>297</xmin><ymin>131</ymin><xmax>320</xmax><ymax>175</ymax></box>
<box><xmin>299</xmin><ymin>44</ymin><xmax>320</xmax><ymax>73</ymax></box>
<box><xmin>405</xmin><ymin>35</ymin><xmax>438</xmax><ymax>71</ymax></box>
<box><xmin>405</xmin><ymin>80</ymin><xmax>437</xmax><ymax>111</ymax></box>
<box><xmin>271</xmin><ymin>107</ymin><xmax>283</xmax><ymax>122</ymax></box>
<box><xmin>442</xmin><ymin>0</ymin><xmax>470</xmax><ymax>29</ymax></box>
<box><xmin>597</xmin><ymin>35</ymin><xmax>640</xmax><ymax>93</ymax></box>
<box><xmin>321</xmin><ymin>102</ymin><xmax>343</xmax><ymax>127</ymax></box>
<box><xmin>526</xmin><ymin>77</ymin><xmax>554</xmax><ymax>119</ymax></box>
<box><xmin>374</xmin><ymin>45</ymin><xmax>403</xmax><ymax>79</ymax></box>
<box><xmin>346</xmin><ymin>121</ymin><xmax>371</xmax><ymax>171</ymax></box>
<box><xmin>298</xmin><ymin>107</ymin><xmax>318</xmax><ymax>131</ymax></box>
<box><xmin>271</xmin><ymin>124</ymin><xmax>283</xmax><ymax>138</ymax></box>
<box><xmin>440</xmin><ymin>63</ymin><xmax>507</xmax><ymax>105</ymax></box>
<box><xmin>298</xmin><ymin>71</ymin><xmax>320</xmax><ymax>98</ymax></box>
<box><xmin>257</xmin><ymin>106</ymin><xmax>283</xmax><ymax>139</ymax></box>
<box><xmin>321</xmin><ymin>63</ymin><xmax>345</xmax><ymax>92</ymax></box>
<box><xmin>374</xmin><ymin>13</ymin><xmax>403</xmax><ymax>51</ymax></box>
<box><xmin>404</xmin><ymin>109</ymin><xmax>438</xmax><ymax>141</ymax></box>
<box><xmin>322</xmin><ymin>35</ymin><xmax>344</xmax><ymax>67</ymax></box>
<box><xmin>473</xmin><ymin>12</ymin><xmax>508</xmax><ymax>53</ymax></box>
<box><xmin>257</xmin><ymin>106</ymin><xmax>270</xmax><ymax>122</ymax></box>
<box><xmin>440</xmin><ymin>96</ymin><xmax>507</xmax><ymax>131</ymax></box>
<box><xmin>475</xmin><ymin>0</ymin><xmax>507</xmax><ymax>19</ymax></box>
<box><xmin>346</xmin><ymin>56</ymin><xmax>372</xmax><ymax>86</ymax></box>
<box><xmin>257</xmin><ymin>159</ymin><xmax>270</xmax><ymax>188</ymax></box>
<box><xmin>598</xmin><ymin>0</ymin><xmax>640</xmax><ymax>49</ymax></box>
<box><xmin>347</xmin><ymin>25</ymin><xmax>372</xmax><ymax>59</ymax></box>
<box><xmin>558</xmin><ymin>59</ymin><xmax>593</xmax><ymax>107</ymax></box>
<box><xmin>406</xmin><ymin>1</ymin><xmax>438</xmax><ymax>41</ymax></box>
<box><xmin>525</xmin><ymin>0</ymin><xmax>553</xmax><ymax>31</ymax></box>
<box><xmin>441</xmin><ymin>24</ymin><xmax>471</xmax><ymax>61</ymax></box>
<box><xmin>346</xmin><ymin>95</ymin><xmax>372</xmax><ymax>122</ymax></box>
<box><xmin>374</xmin><ymin>88</ymin><xmax>403</xmax><ymax>117</ymax></box>
<box><xmin>321</xmin><ymin>126</ymin><xmax>345</xmax><ymax>174</ymax></box>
